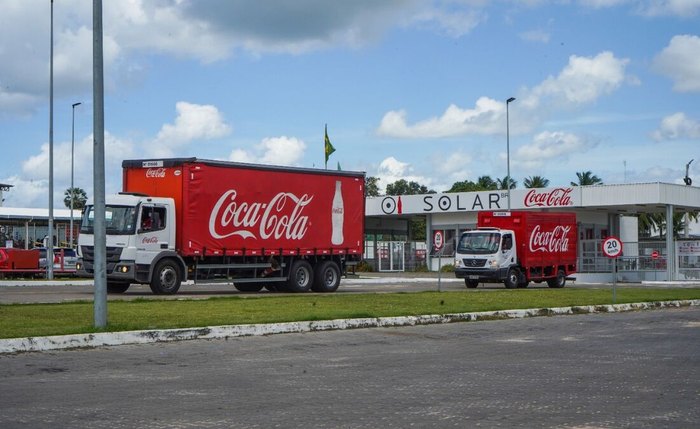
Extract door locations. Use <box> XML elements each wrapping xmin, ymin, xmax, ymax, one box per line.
<box><xmin>136</xmin><ymin>204</ymin><xmax>170</xmax><ymax>266</ymax></box>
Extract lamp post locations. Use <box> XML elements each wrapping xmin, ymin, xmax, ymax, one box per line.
<box><xmin>70</xmin><ymin>102</ymin><xmax>82</xmax><ymax>248</ymax></box>
<box><xmin>506</xmin><ymin>97</ymin><xmax>516</xmax><ymax>210</ymax></box>
<box><xmin>48</xmin><ymin>0</ymin><xmax>55</xmax><ymax>280</ymax></box>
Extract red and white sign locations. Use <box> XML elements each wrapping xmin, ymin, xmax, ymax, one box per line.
<box><xmin>524</xmin><ymin>188</ymin><xmax>574</xmax><ymax>208</ymax></box>
<box><xmin>433</xmin><ymin>230</ymin><xmax>444</xmax><ymax>250</ymax></box>
<box><xmin>651</xmin><ymin>250</ymin><xmax>659</xmax><ymax>260</ymax></box>
<box><xmin>602</xmin><ymin>237</ymin><xmax>623</xmax><ymax>258</ymax></box>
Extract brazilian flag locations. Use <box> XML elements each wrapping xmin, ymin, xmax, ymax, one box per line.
<box><xmin>324</xmin><ymin>124</ymin><xmax>335</xmax><ymax>168</ymax></box>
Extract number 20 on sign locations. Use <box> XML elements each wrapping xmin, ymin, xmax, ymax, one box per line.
<box><xmin>602</xmin><ymin>237</ymin><xmax>623</xmax><ymax>258</ymax></box>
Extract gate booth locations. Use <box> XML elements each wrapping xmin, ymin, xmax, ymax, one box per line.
<box><xmin>378</xmin><ymin>241</ymin><xmax>405</xmax><ymax>272</ymax></box>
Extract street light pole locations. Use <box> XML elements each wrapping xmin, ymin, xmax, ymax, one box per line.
<box><xmin>506</xmin><ymin>97</ymin><xmax>516</xmax><ymax>211</ymax></box>
<box><xmin>48</xmin><ymin>0</ymin><xmax>55</xmax><ymax>280</ymax></box>
<box><xmin>70</xmin><ymin>102</ymin><xmax>82</xmax><ymax>248</ymax></box>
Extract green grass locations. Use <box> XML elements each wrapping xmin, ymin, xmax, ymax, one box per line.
<box><xmin>1</xmin><ymin>288</ymin><xmax>700</xmax><ymax>339</ymax></box>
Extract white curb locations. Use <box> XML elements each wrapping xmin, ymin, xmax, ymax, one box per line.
<box><xmin>1</xmin><ymin>299</ymin><xmax>698</xmax><ymax>354</ymax></box>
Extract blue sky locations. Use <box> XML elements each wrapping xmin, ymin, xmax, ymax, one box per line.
<box><xmin>1</xmin><ymin>0</ymin><xmax>699</xmax><ymax>209</ymax></box>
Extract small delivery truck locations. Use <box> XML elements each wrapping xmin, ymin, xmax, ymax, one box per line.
<box><xmin>77</xmin><ymin>158</ymin><xmax>365</xmax><ymax>294</ymax></box>
<box><xmin>454</xmin><ymin>211</ymin><xmax>577</xmax><ymax>289</ymax></box>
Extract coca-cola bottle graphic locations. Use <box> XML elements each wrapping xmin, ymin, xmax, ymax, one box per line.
<box><xmin>331</xmin><ymin>180</ymin><xmax>344</xmax><ymax>245</ymax></box>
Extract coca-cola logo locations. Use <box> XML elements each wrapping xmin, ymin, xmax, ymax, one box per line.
<box><xmin>209</xmin><ymin>189</ymin><xmax>313</xmax><ymax>240</ymax></box>
<box><xmin>142</xmin><ymin>236</ymin><xmax>158</xmax><ymax>244</ymax></box>
<box><xmin>146</xmin><ymin>168</ymin><xmax>166</xmax><ymax>178</ymax></box>
<box><xmin>529</xmin><ymin>225</ymin><xmax>571</xmax><ymax>253</ymax></box>
<box><xmin>524</xmin><ymin>188</ymin><xmax>573</xmax><ymax>207</ymax></box>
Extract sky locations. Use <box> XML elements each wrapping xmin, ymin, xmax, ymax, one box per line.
<box><xmin>1</xmin><ymin>0</ymin><xmax>699</xmax><ymax>209</ymax></box>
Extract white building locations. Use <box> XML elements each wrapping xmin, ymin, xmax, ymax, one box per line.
<box><xmin>365</xmin><ymin>182</ymin><xmax>700</xmax><ymax>283</ymax></box>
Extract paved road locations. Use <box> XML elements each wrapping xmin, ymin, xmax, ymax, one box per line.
<box><xmin>0</xmin><ymin>307</ymin><xmax>698</xmax><ymax>428</ymax></box>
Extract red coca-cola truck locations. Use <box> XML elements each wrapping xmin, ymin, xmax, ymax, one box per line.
<box><xmin>76</xmin><ymin>158</ymin><xmax>365</xmax><ymax>295</ymax></box>
<box><xmin>454</xmin><ymin>211</ymin><xmax>577</xmax><ymax>289</ymax></box>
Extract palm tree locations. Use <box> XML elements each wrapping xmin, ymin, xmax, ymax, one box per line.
<box><xmin>571</xmin><ymin>171</ymin><xmax>603</xmax><ymax>186</ymax></box>
<box><xmin>523</xmin><ymin>175</ymin><xmax>550</xmax><ymax>188</ymax></box>
<box><xmin>476</xmin><ymin>176</ymin><xmax>498</xmax><ymax>190</ymax></box>
<box><xmin>496</xmin><ymin>175</ymin><xmax>517</xmax><ymax>190</ymax></box>
<box><xmin>64</xmin><ymin>187</ymin><xmax>88</xmax><ymax>210</ymax></box>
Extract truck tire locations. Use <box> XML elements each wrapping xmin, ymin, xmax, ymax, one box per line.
<box><xmin>465</xmin><ymin>279</ymin><xmax>479</xmax><ymax>288</ymax></box>
<box><xmin>150</xmin><ymin>259</ymin><xmax>182</xmax><ymax>295</ymax></box>
<box><xmin>234</xmin><ymin>283</ymin><xmax>264</xmax><ymax>292</ymax></box>
<box><xmin>547</xmin><ymin>270</ymin><xmax>566</xmax><ymax>288</ymax></box>
<box><xmin>107</xmin><ymin>282</ymin><xmax>130</xmax><ymax>294</ymax></box>
<box><xmin>312</xmin><ymin>260</ymin><xmax>341</xmax><ymax>292</ymax></box>
<box><xmin>287</xmin><ymin>260</ymin><xmax>313</xmax><ymax>293</ymax></box>
<box><xmin>504</xmin><ymin>268</ymin><xmax>519</xmax><ymax>289</ymax></box>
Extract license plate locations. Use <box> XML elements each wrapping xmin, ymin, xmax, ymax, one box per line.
<box><xmin>468</xmin><ymin>275</ymin><xmax>479</xmax><ymax>280</ymax></box>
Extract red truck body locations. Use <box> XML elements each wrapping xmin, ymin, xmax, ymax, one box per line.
<box><xmin>478</xmin><ymin>211</ymin><xmax>577</xmax><ymax>271</ymax></box>
<box><xmin>455</xmin><ymin>210</ymin><xmax>577</xmax><ymax>288</ymax></box>
<box><xmin>121</xmin><ymin>158</ymin><xmax>365</xmax><ymax>257</ymax></box>
<box><xmin>0</xmin><ymin>248</ymin><xmax>39</xmax><ymax>270</ymax></box>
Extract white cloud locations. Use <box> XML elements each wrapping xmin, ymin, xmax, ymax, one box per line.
<box><xmin>524</xmin><ymin>51</ymin><xmax>629</xmax><ymax>108</ymax></box>
<box><xmin>651</xmin><ymin>112</ymin><xmax>700</xmax><ymax>141</ymax></box>
<box><xmin>515</xmin><ymin>131</ymin><xmax>598</xmax><ymax>169</ymax></box>
<box><xmin>228</xmin><ymin>136</ymin><xmax>307</xmax><ymax>167</ymax></box>
<box><xmin>653</xmin><ymin>35</ymin><xmax>700</xmax><ymax>92</ymax></box>
<box><xmin>373</xmin><ymin>157</ymin><xmax>434</xmax><ymax>193</ymax></box>
<box><xmin>377</xmin><ymin>97</ymin><xmax>505</xmax><ymax>138</ymax></box>
<box><xmin>152</xmin><ymin>102</ymin><xmax>232</xmax><ymax>156</ymax></box>
<box><xmin>377</xmin><ymin>51</ymin><xmax>630</xmax><ymax>139</ymax></box>
<box><xmin>411</xmin><ymin>7</ymin><xmax>486</xmax><ymax>38</ymax></box>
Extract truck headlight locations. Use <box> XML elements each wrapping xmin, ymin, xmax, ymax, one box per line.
<box><xmin>455</xmin><ymin>259</ymin><xmax>462</xmax><ymax>268</ymax></box>
<box><xmin>489</xmin><ymin>259</ymin><xmax>499</xmax><ymax>269</ymax></box>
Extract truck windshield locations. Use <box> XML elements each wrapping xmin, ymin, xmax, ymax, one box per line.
<box><xmin>80</xmin><ymin>205</ymin><xmax>138</xmax><ymax>235</ymax></box>
<box><xmin>457</xmin><ymin>232</ymin><xmax>501</xmax><ymax>254</ymax></box>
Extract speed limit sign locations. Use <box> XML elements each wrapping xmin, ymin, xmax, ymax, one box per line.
<box><xmin>433</xmin><ymin>230</ymin><xmax>444</xmax><ymax>251</ymax></box>
<box><xmin>602</xmin><ymin>236</ymin><xmax>623</xmax><ymax>258</ymax></box>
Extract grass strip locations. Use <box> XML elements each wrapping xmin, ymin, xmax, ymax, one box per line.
<box><xmin>1</xmin><ymin>288</ymin><xmax>700</xmax><ymax>339</ymax></box>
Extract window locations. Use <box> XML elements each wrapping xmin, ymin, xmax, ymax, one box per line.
<box><xmin>140</xmin><ymin>206</ymin><xmax>166</xmax><ymax>232</ymax></box>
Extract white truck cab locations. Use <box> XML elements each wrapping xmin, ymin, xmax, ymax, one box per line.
<box><xmin>454</xmin><ymin>227</ymin><xmax>517</xmax><ymax>288</ymax></box>
<box><xmin>76</xmin><ymin>193</ymin><xmax>183</xmax><ymax>294</ymax></box>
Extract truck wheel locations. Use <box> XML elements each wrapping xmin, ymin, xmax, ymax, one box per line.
<box><xmin>547</xmin><ymin>270</ymin><xmax>566</xmax><ymax>288</ymax></box>
<box><xmin>465</xmin><ymin>279</ymin><xmax>479</xmax><ymax>288</ymax></box>
<box><xmin>504</xmin><ymin>268</ymin><xmax>519</xmax><ymax>289</ymax></box>
<box><xmin>312</xmin><ymin>261</ymin><xmax>341</xmax><ymax>292</ymax></box>
<box><xmin>150</xmin><ymin>259</ymin><xmax>182</xmax><ymax>295</ymax></box>
<box><xmin>234</xmin><ymin>283</ymin><xmax>264</xmax><ymax>292</ymax></box>
<box><xmin>107</xmin><ymin>282</ymin><xmax>130</xmax><ymax>294</ymax></box>
<box><xmin>287</xmin><ymin>260</ymin><xmax>313</xmax><ymax>293</ymax></box>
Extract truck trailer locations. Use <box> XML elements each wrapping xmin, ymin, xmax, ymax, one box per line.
<box><xmin>76</xmin><ymin>158</ymin><xmax>365</xmax><ymax>294</ymax></box>
<box><xmin>454</xmin><ymin>211</ymin><xmax>577</xmax><ymax>289</ymax></box>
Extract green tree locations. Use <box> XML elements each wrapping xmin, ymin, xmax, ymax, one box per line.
<box><xmin>571</xmin><ymin>171</ymin><xmax>603</xmax><ymax>186</ymax></box>
<box><xmin>476</xmin><ymin>176</ymin><xmax>498</xmax><ymax>190</ymax></box>
<box><xmin>64</xmin><ymin>187</ymin><xmax>87</xmax><ymax>210</ymax></box>
<box><xmin>523</xmin><ymin>175</ymin><xmax>550</xmax><ymax>188</ymax></box>
<box><xmin>365</xmin><ymin>176</ymin><xmax>381</xmax><ymax>197</ymax></box>
<box><xmin>496</xmin><ymin>175</ymin><xmax>517</xmax><ymax>190</ymax></box>
<box><xmin>385</xmin><ymin>179</ymin><xmax>433</xmax><ymax>195</ymax></box>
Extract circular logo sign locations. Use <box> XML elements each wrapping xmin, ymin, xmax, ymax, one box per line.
<box><xmin>602</xmin><ymin>237</ymin><xmax>623</xmax><ymax>258</ymax></box>
<box><xmin>651</xmin><ymin>250</ymin><xmax>659</xmax><ymax>260</ymax></box>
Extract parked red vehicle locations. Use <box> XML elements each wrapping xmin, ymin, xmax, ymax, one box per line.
<box><xmin>77</xmin><ymin>158</ymin><xmax>365</xmax><ymax>295</ymax></box>
<box><xmin>0</xmin><ymin>248</ymin><xmax>41</xmax><ymax>278</ymax></box>
<box><xmin>454</xmin><ymin>211</ymin><xmax>577</xmax><ymax>288</ymax></box>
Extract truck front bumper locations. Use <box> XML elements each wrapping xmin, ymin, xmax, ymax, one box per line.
<box><xmin>76</xmin><ymin>258</ymin><xmax>137</xmax><ymax>282</ymax></box>
<box><xmin>454</xmin><ymin>267</ymin><xmax>509</xmax><ymax>282</ymax></box>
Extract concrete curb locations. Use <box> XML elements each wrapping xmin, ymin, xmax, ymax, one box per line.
<box><xmin>2</xmin><ymin>299</ymin><xmax>699</xmax><ymax>354</ymax></box>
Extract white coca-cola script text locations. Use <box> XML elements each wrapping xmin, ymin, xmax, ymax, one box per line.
<box><xmin>529</xmin><ymin>225</ymin><xmax>571</xmax><ymax>253</ymax></box>
<box><xmin>146</xmin><ymin>168</ymin><xmax>166</xmax><ymax>178</ymax></box>
<box><xmin>209</xmin><ymin>190</ymin><xmax>313</xmax><ymax>240</ymax></box>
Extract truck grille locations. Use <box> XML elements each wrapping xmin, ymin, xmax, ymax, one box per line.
<box><xmin>462</xmin><ymin>258</ymin><xmax>486</xmax><ymax>268</ymax></box>
<box><xmin>80</xmin><ymin>246</ymin><xmax>122</xmax><ymax>263</ymax></box>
